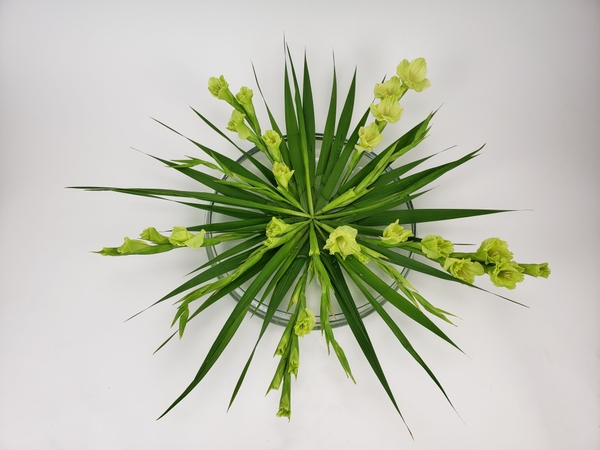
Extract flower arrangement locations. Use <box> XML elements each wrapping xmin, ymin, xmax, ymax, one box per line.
<box><xmin>74</xmin><ymin>48</ymin><xmax>549</xmax><ymax>433</ymax></box>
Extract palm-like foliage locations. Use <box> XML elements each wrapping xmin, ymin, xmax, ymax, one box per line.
<box><xmin>72</xmin><ymin>48</ymin><xmax>549</xmax><ymax>433</ymax></box>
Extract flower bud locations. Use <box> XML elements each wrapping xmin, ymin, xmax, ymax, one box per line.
<box><xmin>226</xmin><ymin>110</ymin><xmax>253</xmax><ymax>141</ymax></box>
<box><xmin>208</xmin><ymin>75</ymin><xmax>236</xmax><ymax>104</ymax></box>
<box><xmin>520</xmin><ymin>263</ymin><xmax>551</xmax><ymax>278</ymax></box>
<box><xmin>262</xmin><ymin>130</ymin><xmax>283</xmax><ymax>162</ymax></box>
<box><xmin>273</xmin><ymin>162</ymin><xmax>294</xmax><ymax>191</ymax></box>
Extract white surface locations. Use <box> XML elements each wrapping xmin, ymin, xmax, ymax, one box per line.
<box><xmin>1</xmin><ymin>1</ymin><xmax>599</xmax><ymax>449</ymax></box>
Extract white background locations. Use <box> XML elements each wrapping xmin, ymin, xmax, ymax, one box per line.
<box><xmin>1</xmin><ymin>1</ymin><xmax>599</xmax><ymax>449</ymax></box>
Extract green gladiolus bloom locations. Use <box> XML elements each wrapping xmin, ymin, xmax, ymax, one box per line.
<box><xmin>396</xmin><ymin>58</ymin><xmax>431</xmax><ymax>92</ymax></box>
<box><xmin>140</xmin><ymin>227</ymin><xmax>169</xmax><ymax>245</ymax></box>
<box><xmin>183</xmin><ymin>230</ymin><xmax>206</xmax><ymax>249</ymax></box>
<box><xmin>520</xmin><ymin>263</ymin><xmax>551</xmax><ymax>278</ymax></box>
<box><xmin>488</xmin><ymin>260</ymin><xmax>525</xmax><ymax>290</ymax></box>
<box><xmin>323</xmin><ymin>225</ymin><xmax>362</xmax><ymax>260</ymax></box>
<box><xmin>443</xmin><ymin>257</ymin><xmax>485</xmax><ymax>284</ymax></box>
<box><xmin>168</xmin><ymin>227</ymin><xmax>205</xmax><ymax>249</ymax></box>
<box><xmin>369</xmin><ymin>96</ymin><xmax>404</xmax><ymax>123</ymax></box>
<box><xmin>262</xmin><ymin>130</ymin><xmax>282</xmax><ymax>162</ymax></box>
<box><xmin>266</xmin><ymin>217</ymin><xmax>290</xmax><ymax>238</ymax></box>
<box><xmin>373</xmin><ymin>76</ymin><xmax>403</xmax><ymax>100</ymax></box>
<box><xmin>169</xmin><ymin>227</ymin><xmax>194</xmax><ymax>246</ymax></box>
<box><xmin>273</xmin><ymin>162</ymin><xmax>294</xmax><ymax>191</ymax></box>
<box><xmin>421</xmin><ymin>235</ymin><xmax>454</xmax><ymax>260</ymax></box>
<box><xmin>294</xmin><ymin>309</ymin><xmax>316</xmax><ymax>336</ymax></box>
<box><xmin>226</xmin><ymin>110</ymin><xmax>253</xmax><ymax>141</ymax></box>
<box><xmin>475</xmin><ymin>237</ymin><xmax>513</xmax><ymax>264</ymax></box>
<box><xmin>381</xmin><ymin>219</ymin><xmax>413</xmax><ymax>245</ymax></box>
<box><xmin>356</xmin><ymin>122</ymin><xmax>383</xmax><ymax>152</ymax></box>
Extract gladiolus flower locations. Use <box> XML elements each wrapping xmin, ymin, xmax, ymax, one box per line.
<box><xmin>356</xmin><ymin>122</ymin><xmax>383</xmax><ymax>152</ymax></box>
<box><xmin>487</xmin><ymin>260</ymin><xmax>525</xmax><ymax>290</ymax></box>
<box><xmin>323</xmin><ymin>226</ymin><xmax>362</xmax><ymax>260</ymax></box>
<box><xmin>443</xmin><ymin>257</ymin><xmax>484</xmax><ymax>284</ymax></box>
<box><xmin>396</xmin><ymin>58</ymin><xmax>431</xmax><ymax>92</ymax></box>
<box><xmin>370</xmin><ymin>96</ymin><xmax>404</xmax><ymax>123</ymax></box>
<box><xmin>374</xmin><ymin>76</ymin><xmax>404</xmax><ymax>100</ymax></box>
<box><xmin>421</xmin><ymin>234</ymin><xmax>454</xmax><ymax>260</ymax></box>
<box><xmin>381</xmin><ymin>220</ymin><xmax>413</xmax><ymax>245</ymax></box>
<box><xmin>294</xmin><ymin>309</ymin><xmax>316</xmax><ymax>336</ymax></box>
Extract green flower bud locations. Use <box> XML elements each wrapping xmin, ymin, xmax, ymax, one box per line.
<box><xmin>273</xmin><ymin>162</ymin><xmax>294</xmax><ymax>191</ymax></box>
<box><xmin>381</xmin><ymin>220</ymin><xmax>413</xmax><ymax>245</ymax></box>
<box><xmin>207</xmin><ymin>75</ymin><xmax>236</xmax><ymax>104</ymax></box>
<box><xmin>369</xmin><ymin>96</ymin><xmax>404</xmax><ymax>123</ymax></box>
<box><xmin>275</xmin><ymin>331</ymin><xmax>290</xmax><ymax>356</ymax></box>
<box><xmin>117</xmin><ymin>237</ymin><xmax>153</xmax><ymax>255</ymax></box>
<box><xmin>396</xmin><ymin>58</ymin><xmax>431</xmax><ymax>92</ymax></box>
<box><xmin>374</xmin><ymin>76</ymin><xmax>404</xmax><ymax>100</ymax></box>
<box><xmin>309</xmin><ymin>227</ymin><xmax>320</xmax><ymax>256</ymax></box>
<box><xmin>235</xmin><ymin>86</ymin><xmax>254</xmax><ymax>110</ymax></box>
<box><xmin>294</xmin><ymin>308</ymin><xmax>316</xmax><ymax>337</ymax></box>
<box><xmin>421</xmin><ymin>235</ymin><xmax>454</xmax><ymax>260</ymax></box>
<box><xmin>226</xmin><ymin>110</ymin><xmax>253</xmax><ymax>141</ymax></box>
<box><xmin>97</xmin><ymin>247</ymin><xmax>121</xmax><ymax>256</ymax></box>
<box><xmin>443</xmin><ymin>257</ymin><xmax>485</xmax><ymax>284</ymax></box>
<box><xmin>288</xmin><ymin>337</ymin><xmax>300</xmax><ymax>376</ymax></box>
<box><xmin>323</xmin><ymin>225</ymin><xmax>362</xmax><ymax>260</ymax></box>
<box><xmin>487</xmin><ymin>260</ymin><xmax>525</xmax><ymax>290</ymax></box>
<box><xmin>520</xmin><ymin>263</ymin><xmax>551</xmax><ymax>278</ymax></box>
<box><xmin>475</xmin><ymin>237</ymin><xmax>513</xmax><ymax>264</ymax></box>
<box><xmin>356</xmin><ymin>122</ymin><xmax>383</xmax><ymax>153</ymax></box>
<box><xmin>276</xmin><ymin>390</ymin><xmax>291</xmax><ymax>420</ymax></box>
<box><xmin>262</xmin><ymin>130</ymin><xmax>282</xmax><ymax>162</ymax></box>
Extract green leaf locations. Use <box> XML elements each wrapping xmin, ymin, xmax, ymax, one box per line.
<box><xmin>357</xmin><ymin>208</ymin><xmax>510</xmax><ymax>227</ymax></box>
<box><xmin>344</xmin><ymin>257</ymin><xmax>461</xmax><ymax>352</ymax></box>
<box><xmin>315</xmin><ymin>60</ymin><xmax>337</xmax><ymax>183</ymax></box>
<box><xmin>227</xmin><ymin>251</ymin><xmax>308</xmax><ymax>410</ymax></box>
<box><xmin>339</xmin><ymin>113</ymin><xmax>434</xmax><ymax>193</ymax></box>
<box><xmin>322</xmin><ymin>254</ymin><xmax>412</xmax><ymax>436</ymax></box>
<box><xmin>73</xmin><ymin>186</ymin><xmax>309</xmax><ymax>218</ymax></box>
<box><xmin>157</xmin><ymin>230</ymin><xmax>308</xmax><ymax>419</ymax></box>
<box><xmin>153</xmin><ymin>260</ymin><xmax>267</xmax><ymax>354</ymax></box>
<box><xmin>302</xmin><ymin>52</ymin><xmax>316</xmax><ymax>182</ymax></box>
<box><xmin>343</xmin><ymin>264</ymin><xmax>456</xmax><ymax>412</ymax></box>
